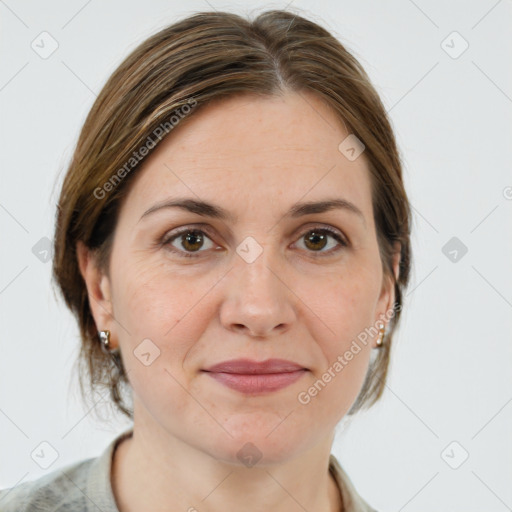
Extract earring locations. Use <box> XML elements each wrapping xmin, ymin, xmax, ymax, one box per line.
<box><xmin>375</xmin><ymin>323</ymin><xmax>385</xmax><ymax>348</ymax></box>
<box><xmin>98</xmin><ymin>330</ymin><xmax>113</xmax><ymax>353</ymax></box>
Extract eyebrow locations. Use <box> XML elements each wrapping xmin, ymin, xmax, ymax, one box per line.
<box><xmin>138</xmin><ymin>197</ymin><xmax>366</xmax><ymax>227</ymax></box>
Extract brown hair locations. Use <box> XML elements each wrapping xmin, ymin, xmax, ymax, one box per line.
<box><xmin>52</xmin><ymin>8</ymin><xmax>412</xmax><ymax>421</ymax></box>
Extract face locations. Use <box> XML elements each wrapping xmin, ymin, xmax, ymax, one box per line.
<box><xmin>79</xmin><ymin>91</ymin><xmax>398</xmax><ymax>465</ymax></box>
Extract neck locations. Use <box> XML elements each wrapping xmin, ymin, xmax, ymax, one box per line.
<box><xmin>111</xmin><ymin>426</ymin><xmax>343</xmax><ymax>512</ymax></box>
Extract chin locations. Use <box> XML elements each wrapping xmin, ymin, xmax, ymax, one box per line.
<box><xmin>201</xmin><ymin>423</ymin><xmax>312</xmax><ymax>468</ymax></box>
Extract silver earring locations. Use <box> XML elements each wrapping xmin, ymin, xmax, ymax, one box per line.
<box><xmin>375</xmin><ymin>323</ymin><xmax>385</xmax><ymax>348</ymax></box>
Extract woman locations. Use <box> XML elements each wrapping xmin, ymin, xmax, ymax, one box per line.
<box><xmin>0</xmin><ymin>8</ymin><xmax>411</xmax><ymax>512</ymax></box>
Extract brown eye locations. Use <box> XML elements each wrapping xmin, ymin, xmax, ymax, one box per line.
<box><xmin>163</xmin><ymin>228</ymin><xmax>215</xmax><ymax>258</ymax></box>
<box><xmin>304</xmin><ymin>230</ymin><xmax>329</xmax><ymax>251</ymax></box>
<box><xmin>180</xmin><ymin>230</ymin><xmax>205</xmax><ymax>252</ymax></box>
<box><xmin>296</xmin><ymin>227</ymin><xmax>347</xmax><ymax>256</ymax></box>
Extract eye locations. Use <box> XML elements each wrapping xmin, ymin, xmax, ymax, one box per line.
<box><xmin>162</xmin><ymin>228</ymin><xmax>217</xmax><ymax>258</ymax></box>
<box><xmin>161</xmin><ymin>225</ymin><xmax>348</xmax><ymax>259</ymax></box>
<box><xmin>294</xmin><ymin>226</ymin><xmax>348</xmax><ymax>256</ymax></box>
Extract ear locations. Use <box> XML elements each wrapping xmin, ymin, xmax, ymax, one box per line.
<box><xmin>76</xmin><ymin>240</ymin><xmax>117</xmax><ymax>350</ymax></box>
<box><xmin>375</xmin><ymin>241</ymin><xmax>401</xmax><ymax>329</ymax></box>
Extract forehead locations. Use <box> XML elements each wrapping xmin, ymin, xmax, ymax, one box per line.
<box><xmin>119</xmin><ymin>91</ymin><xmax>373</xmax><ymax>222</ymax></box>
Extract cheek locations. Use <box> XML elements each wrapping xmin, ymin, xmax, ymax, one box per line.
<box><xmin>112</xmin><ymin>260</ymin><xmax>219</xmax><ymax>371</ymax></box>
<box><xmin>114</xmin><ymin>257</ymin><xmax>195</xmax><ymax>332</ymax></box>
<box><xmin>303</xmin><ymin>267</ymin><xmax>378</xmax><ymax>398</ymax></box>
<box><xmin>315</xmin><ymin>265</ymin><xmax>380</xmax><ymax>340</ymax></box>
<box><xmin>112</xmin><ymin>264</ymin><xmax>209</xmax><ymax>414</ymax></box>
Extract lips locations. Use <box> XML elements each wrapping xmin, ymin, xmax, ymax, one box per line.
<box><xmin>201</xmin><ymin>358</ymin><xmax>308</xmax><ymax>394</ymax></box>
<box><xmin>202</xmin><ymin>358</ymin><xmax>307</xmax><ymax>374</ymax></box>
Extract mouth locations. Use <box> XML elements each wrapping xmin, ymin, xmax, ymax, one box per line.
<box><xmin>201</xmin><ymin>358</ymin><xmax>309</xmax><ymax>394</ymax></box>
<box><xmin>201</xmin><ymin>370</ymin><xmax>308</xmax><ymax>394</ymax></box>
<box><xmin>203</xmin><ymin>358</ymin><xmax>307</xmax><ymax>374</ymax></box>
<box><xmin>202</xmin><ymin>370</ymin><xmax>307</xmax><ymax>394</ymax></box>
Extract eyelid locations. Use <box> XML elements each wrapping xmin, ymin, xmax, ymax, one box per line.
<box><xmin>292</xmin><ymin>223</ymin><xmax>348</xmax><ymax>245</ymax></box>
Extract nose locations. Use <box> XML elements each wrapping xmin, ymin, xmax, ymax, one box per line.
<box><xmin>219</xmin><ymin>247</ymin><xmax>296</xmax><ymax>338</ymax></box>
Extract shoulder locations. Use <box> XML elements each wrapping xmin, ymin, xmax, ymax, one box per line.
<box><xmin>0</xmin><ymin>428</ymin><xmax>132</xmax><ymax>512</ymax></box>
<box><xmin>0</xmin><ymin>456</ymin><xmax>95</xmax><ymax>512</ymax></box>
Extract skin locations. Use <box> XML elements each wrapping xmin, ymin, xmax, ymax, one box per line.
<box><xmin>77</xmin><ymin>90</ymin><xmax>400</xmax><ymax>512</ymax></box>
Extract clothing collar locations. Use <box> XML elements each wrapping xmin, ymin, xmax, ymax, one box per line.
<box><xmin>329</xmin><ymin>453</ymin><xmax>376</xmax><ymax>511</ymax></box>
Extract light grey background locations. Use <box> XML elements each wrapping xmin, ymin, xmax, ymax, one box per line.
<box><xmin>1</xmin><ymin>1</ymin><xmax>511</xmax><ymax>510</ymax></box>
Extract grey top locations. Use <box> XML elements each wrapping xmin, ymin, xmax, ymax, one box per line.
<box><xmin>0</xmin><ymin>428</ymin><xmax>377</xmax><ymax>512</ymax></box>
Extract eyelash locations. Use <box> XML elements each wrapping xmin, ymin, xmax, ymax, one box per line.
<box><xmin>160</xmin><ymin>225</ymin><xmax>348</xmax><ymax>259</ymax></box>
